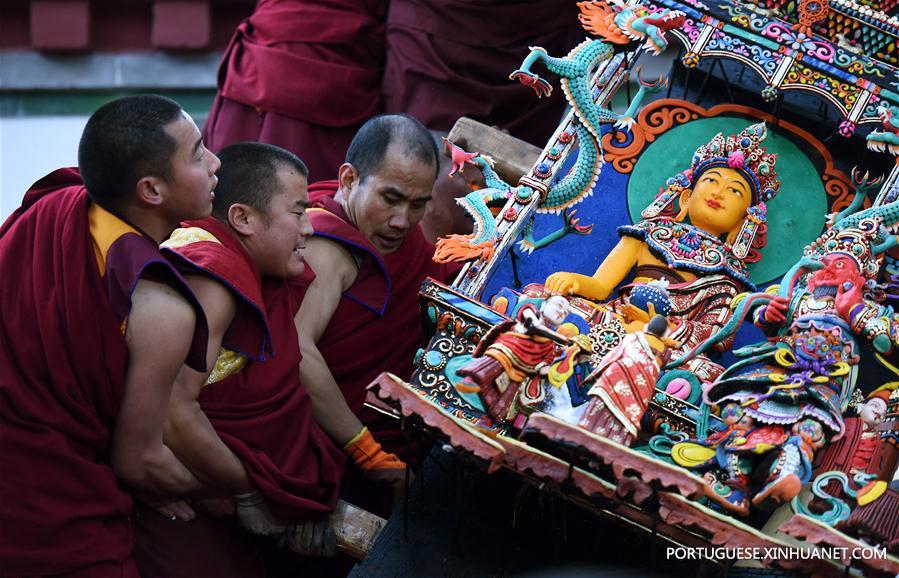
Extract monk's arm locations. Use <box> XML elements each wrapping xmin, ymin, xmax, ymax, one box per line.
<box><xmin>111</xmin><ymin>279</ymin><xmax>201</xmax><ymax>495</ymax></box>
<box><xmin>163</xmin><ymin>274</ymin><xmax>252</xmax><ymax>494</ymax></box>
<box><xmin>546</xmin><ymin>236</ymin><xmax>640</xmax><ymax>301</ymax></box>
<box><xmin>296</xmin><ymin>237</ymin><xmax>364</xmax><ymax>446</ymax></box>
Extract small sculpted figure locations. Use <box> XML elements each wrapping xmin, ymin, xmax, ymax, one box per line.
<box><xmin>456</xmin><ymin>296</ymin><xmax>571</xmax><ymax>426</ymax></box>
<box><xmin>576</xmin><ymin>315</ymin><xmax>675</xmax><ymax>445</ymax></box>
<box><xmin>840</xmin><ymin>386</ymin><xmax>899</xmax><ymax>553</ymax></box>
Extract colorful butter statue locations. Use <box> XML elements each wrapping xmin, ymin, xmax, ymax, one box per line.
<box><xmin>669</xmin><ymin>195</ymin><xmax>899</xmax><ymax>516</ymax></box>
<box><xmin>577</xmin><ymin>315</ymin><xmax>675</xmax><ymax>445</ymax></box>
<box><xmin>547</xmin><ymin>122</ymin><xmax>779</xmax><ymax>387</ymax></box>
<box><xmin>433</xmin><ymin>0</ymin><xmax>684</xmax><ymax>265</ymax></box>
<box><xmin>456</xmin><ymin>296</ymin><xmax>571</xmax><ymax>427</ymax></box>
<box><xmin>840</xmin><ymin>385</ymin><xmax>899</xmax><ymax>553</ymax></box>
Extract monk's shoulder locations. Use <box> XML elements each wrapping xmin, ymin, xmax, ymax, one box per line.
<box><xmin>304</xmin><ymin>236</ymin><xmax>358</xmax><ymax>292</ymax></box>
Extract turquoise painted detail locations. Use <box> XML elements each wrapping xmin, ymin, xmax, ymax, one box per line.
<box><xmin>425</xmin><ymin>350</ymin><xmax>445</xmax><ymax>369</ymax></box>
<box><xmin>444</xmin><ymin>355</ymin><xmax>486</xmax><ymax>412</ymax></box>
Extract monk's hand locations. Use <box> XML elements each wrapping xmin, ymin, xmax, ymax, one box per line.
<box><xmin>344</xmin><ymin>427</ymin><xmax>409</xmax><ymax>504</ymax></box>
<box><xmin>282</xmin><ymin>518</ymin><xmax>338</xmax><ymax>558</ymax></box>
<box><xmin>197</xmin><ymin>496</ymin><xmax>236</xmax><ymax>518</ymax></box>
<box><xmin>145</xmin><ymin>496</ymin><xmax>196</xmax><ymax>522</ymax></box>
<box><xmin>233</xmin><ymin>490</ymin><xmax>286</xmax><ymax>536</ymax></box>
<box><xmin>545</xmin><ymin>272</ymin><xmax>582</xmax><ymax>296</ymax></box>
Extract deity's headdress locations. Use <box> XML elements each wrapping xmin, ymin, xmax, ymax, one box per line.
<box><xmin>804</xmin><ymin>217</ymin><xmax>884</xmax><ymax>280</ymax></box>
<box><xmin>642</xmin><ymin>122</ymin><xmax>780</xmax><ymax>261</ymax></box>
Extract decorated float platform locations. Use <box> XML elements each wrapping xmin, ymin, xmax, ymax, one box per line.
<box><xmin>356</xmin><ymin>0</ymin><xmax>899</xmax><ymax>574</ymax></box>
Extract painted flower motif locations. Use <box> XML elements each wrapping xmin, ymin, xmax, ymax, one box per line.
<box><xmin>788</xmin><ymin>32</ymin><xmax>817</xmax><ymax>52</ymax></box>
<box><xmin>839</xmin><ymin>120</ymin><xmax>856</xmax><ymax>138</ymax></box>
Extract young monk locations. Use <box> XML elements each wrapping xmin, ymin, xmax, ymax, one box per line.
<box><xmin>133</xmin><ymin>143</ymin><xmax>346</xmax><ymax>577</ymax></box>
<box><xmin>0</xmin><ymin>95</ymin><xmax>218</xmax><ymax>577</ymax></box>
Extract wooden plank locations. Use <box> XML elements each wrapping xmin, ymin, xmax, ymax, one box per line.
<box><xmin>446</xmin><ymin>117</ymin><xmax>543</xmax><ymax>184</ymax></box>
<box><xmin>332</xmin><ymin>499</ymin><xmax>387</xmax><ymax>560</ymax></box>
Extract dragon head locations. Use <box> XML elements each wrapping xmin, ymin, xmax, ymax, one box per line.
<box><xmin>578</xmin><ymin>0</ymin><xmax>685</xmax><ymax>55</ymax></box>
<box><xmin>868</xmin><ymin>103</ymin><xmax>899</xmax><ymax>155</ymax></box>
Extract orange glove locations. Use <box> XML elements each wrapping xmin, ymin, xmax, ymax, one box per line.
<box><xmin>343</xmin><ymin>427</ymin><xmax>406</xmax><ymax>471</ymax></box>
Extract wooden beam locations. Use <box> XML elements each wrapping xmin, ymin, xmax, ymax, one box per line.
<box><xmin>447</xmin><ymin>117</ymin><xmax>542</xmax><ymax>185</ymax></box>
<box><xmin>332</xmin><ymin>499</ymin><xmax>387</xmax><ymax>560</ymax></box>
<box><xmin>151</xmin><ymin>1</ymin><xmax>210</xmax><ymax>50</ymax></box>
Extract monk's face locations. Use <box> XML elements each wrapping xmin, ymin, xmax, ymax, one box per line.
<box><xmin>684</xmin><ymin>167</ymin><xmax>752</xmax><ymax>237</ymax></box>
<box><xmin>246</xmin><ymin>165</ymin><xmax>313</xmax><ymax>279</ymax></box>
<box><xmin>159</xmin><ymin>112</ymin><xmax>220</xmax><ymax>222</ymax></box>
<box><xmin>343</xmin><ymin>141</ymin><xmax>436</xmax><ymax>254</ymax></box>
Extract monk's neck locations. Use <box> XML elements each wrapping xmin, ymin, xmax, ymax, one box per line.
<box><xmin>333</xmin><ymin>188</ymin><xmax>360</xmax><ymax>229</ymax></box>
<box><xmin>117</xmin><ymin>205</ymin><xmax>179</xmax><ymax>245</ymax></box>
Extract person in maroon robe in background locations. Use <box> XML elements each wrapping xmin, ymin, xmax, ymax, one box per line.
<box><xmin>295</xmin><ymin>114</ymin><xmax>455</xmax><ymax>513</ymax></box>
<box><xmin>203</xmin><ymin>0</ymin><xmax>388</xmax><ymax>180</ymax></box>
<box><xmin>382</xmin><ymin>0</ymin><xmax>583</xmax><ymax>146</ymax></box>
<box><xmin>204</xmin><ymin>0</ymin><xmax>582</xmax><ymax>179</ymax></box>
<box><xmin>0</xmin><ymin>95</ymin><xmax>218</xmax><ymax>577</ymax></box>
<box><xmin>133</xmin><ymin>143</ymin><xmax>347</xmax><ymax>577</ymax></box>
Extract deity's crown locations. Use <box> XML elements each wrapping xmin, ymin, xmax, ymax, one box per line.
<box><xmin>687</xmin><ymin>122</ymin><xmax>780</xmax><ymax>205</ymax></box>
<box><xmin>804</xmin><ymin>216</ymin><xmax>883</xmax><ymax>279</ymax></box>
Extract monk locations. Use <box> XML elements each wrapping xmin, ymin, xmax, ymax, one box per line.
<box><xmin>296</xmin><ymin>113</ymin><xmax>452</xmax><ymax>502</ymax></box>
<box><xmin>382</xmin><ymin>0</ymin><xmax>584</xmax><ymax>145</ymax></box>
<box><xmin>131</xmin><ymin>142</ymin><xmax>346</xmax><ymax>576</ymax></box>
<box><xmin>203</xmin><ymin>0</ymin><xmax>388</xmax><ymax>180</ymax></box>
<box><xmin>0</xmin><ymin>95</ymin><xmax>218</xmax><ymax>577</ymax></box>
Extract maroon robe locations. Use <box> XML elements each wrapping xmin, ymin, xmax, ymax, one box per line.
<box><xmin>301</xmin><ymin>181</ymin><xmax>452</xmax><ymax>451</ymax></box>
<box><xmin>382</xmin><ymin>0</ymin><xmax>584</xmax><ymax>146</ymax></box>
<box><xmin>203</xmin><ymin>0</ymin><xmax>388</xmax><ymax>180</ymax></box>
<box><xmin>0</xmin><ymin>168</ymin><xmax>207</xmax><ymax>577</ymax></box>
<box><xmin>163</xmin><ymin>216</ymin><xmax>346</xmax><ymax>521</ymax></box>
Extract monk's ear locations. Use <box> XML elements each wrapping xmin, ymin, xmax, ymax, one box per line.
<box><xmin>135</xmin><ymin>176</ymin><xmax>164</xmax><ymax>208</ymax></box>
<box><xmin>675</xmin><ymin>189</ymin><xmax>691</xmax><ymax>221</ymax></box>
<box><xmin>228</xmin><ymin>203</ymin><xmax>255</xmax><ymax>236</ymax></box>
<box><xmin>337</xmin><ymin>163</ymin><xmax>358</xmax><ymax>193</ymax></box>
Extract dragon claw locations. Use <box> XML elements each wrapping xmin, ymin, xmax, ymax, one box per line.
<box><xmin>563</xmin><ymin>208</ymin><xmax>594</xmax><ymax>235</ymax></box>
<box><xmin>850</xmin><ymin>166</ymin><xmax>883</xmax><ymax>191</ymax></box>
<box><xmin>635</xmin><ymin>66</ymin><xmax>667</xmax><ymax>93</ymax></box>
<box><xmin>510</xmin><ymin>70</ymin><xmax>553</xmax><ymax>98</ymax></box>
<box><xmin>614</xmin><ymin>116</ymin><xmax>636</xmax><ymax>130</ymax></box>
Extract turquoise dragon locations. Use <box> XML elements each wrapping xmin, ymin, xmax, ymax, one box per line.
<box><xmin>867</xmin><ymin>103</ymin><xmax>899</xmax><ymax>156</ymax></box>
<box><xmin>434</xmin><ymin>0</ymin><xmax>684</xmax><ymax>264</ymax></box>
<box><xmin>433</xmin><ymin>150</ymin><xmax>595</xmax><ymax>263</ymax></box>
